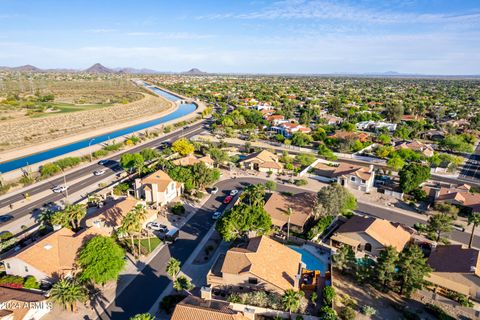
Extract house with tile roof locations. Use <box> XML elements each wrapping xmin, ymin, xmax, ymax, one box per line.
<box><xmin>207</xmin><ymin>236</ymin><xmax>302</xmax><ymax>294</ymax></box>
<box><xmin>172</xmin><ymin>154</ymin><xmax>214</xmax><ymax>168</ymax></box>
<box><xmin>134</xmin><ymin>169</ymin><xmax>183</xmax><ymax>206</ymax></box>
<box><xmin>395</xmin><ymin>140</ymin><xmax>434</xmax><ymax>157</ymax></box>
<box><xmin>82</xmin><ymin>197</ymin><xmax>156</xmax><ymax>235</ymax></box>
<box><xmin>240</xmin><ymin>150</ymin><xmax>283</xmax><ymax>174</ymax></box>
<box><xmin>263</xmin><ymin>192</ymin><xmax>316</xmax><ymax>233</ymax></box>
<box><xmin>171</xmin><ymin>296</ymin><xmax>249</xmax><ymax>320</ymax></box>
<box><xmin>427</xmin><ymin>245</ymin><xmax>480</xmax><ymax>299</ymax></box>
<box><xmin>423</xmin><ymin>184</ymin><xmax>480</xmax><ymax>213</ymax></box>
<box><xmin>271</xmin><ymin>121</ymin><xmax>311</xmax><ymax>138</ymax></box>
<box><xmin>2</xmin><ymin>228</ymin><xmax>100</xmax><ymax>282</ymax></box>
<box><xmin>0</xmin><ymin>287</ymin><xmax>50</xmax><ymax>320</ymax></box>
<box><xmin>329</xmin><ymin>215</ymin><xmax>411</xmax><ymax>257</ymax></box>
<box><xmin>312</xmin><ymin>162</ymin><xmax>375</xmax><ymax>192</ymax></box>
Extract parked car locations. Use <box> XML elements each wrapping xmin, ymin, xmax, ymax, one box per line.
<box><xmin>230</xmin><ymin>189</ymin><xmax>239</xmax><ymax>196</ymax></box>
<box><xmin>163</xmin><ymin>227</ymin><xmax>180</xmax><ymax>243</ymax></box>
<box><xmin>0</xmin><ymin>215</ymin><xmax>13</xmax><ymax>224</ymax></box>
<box><xmin>52</xmin><ymin>185</ymin><xmax>69</xmax><ymax>193</ymax></box>
<box><xmin>98</xmin><ymin>160</ymin><xmax>108</xmax><ymax>165</ymax></box>
<box><xmin>212</xmin><ymin>211</ymin><xmax>222</xmax><ymax>220</ymax></box>
<box><xmin>223</xmin><ymin>195</ymin><xmax>233</xmax><ymax>204</ymax></box>
<box><xmin>146</xmin><ymin>222</ymin><xmax>168</xmax><ymax>232</ymax></box>
<box><xmin>93</xmin><ymin>169</ymin><xmax>106</xmax><ymax>176</ymax></box>
<box><xmin>210</xmin><ymin>187</ymin><xmax>219</xmax><ymax>194</ymax></box>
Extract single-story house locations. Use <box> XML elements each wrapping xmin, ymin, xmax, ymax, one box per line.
<box><xmin>2</xmin><ymin>228</ymin><xmax>100</xmax><ymax>282</ymax></box>
<box><xmin>396</xmin><ymin>140</ymin><xmax>434</xmax><ymax>157</ymax></box>
<box><xmin>0</xmin><ymin>287</ymin><xmax>50</xmax><ymax>320</ymax></box>
<box><xmin>172</xmin><ymin>154</ymin><xmax>214</xmax><ymax>168</ymax></box>
<box><xmin>312</xmin><ymin>162</ymin><xmax>375</xmax><ymax>192</ymax></box>
<box><xmin>264</xmin><ymin>192</ymin><xmax>316</xmax><ymax>233</ymax></box>
<box><xmin>329</xmin><ymin>215</ymin><xmax>411</xmax><ymax>257</ymax></box>
<box><xmin>82</xmin><ymin>197</ymin><xmax>156</xmax><ymax>235</ymax></box>
<box><xmin>423</xmin><ymin>184</ymin><xmax>480</xmax><ymax>213</ymax></box>
<box><xmin>134</xmin><ymin>169</ymin><xmax>183</xmax><ymax>206</ymax></box>
<box><xmin>427</xmin><ymin>245</ymin><xmax>480</xmax><ymax>299</ymax></box>
<box><xmin>171</xmin><ymin>296</ymin><xmax>249</xmax><ymax>320</ymax></box>
<box><xmin>240</xmin><ymin>150</ymin><xmax>283</xmax><ymax>174</ymax></box>
<box><xmin>329</xmin><ymin>131</ymin><xmax>370</xmax><ymax>143</ymax></box>
<box><xmin>207</xmin><ymin>236</ymin><xmax>303</xmax><ymax>294</ymax></box>
<box><xmin>320</xmin><ymin>114</ymin><xmax>344</xmax><ymax>125</ymax></box>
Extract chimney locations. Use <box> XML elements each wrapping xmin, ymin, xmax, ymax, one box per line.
<box><xmin>369</xmin><ymin>164</ymin><xmax>374</xmax><ymax>173</ymax></box>
<box><xmin>200</xmin><ymin>286</ymin><xmax>212</xmax><ymax>300</ymax></box>
<box><xmin>294</xmin><ymin>274</ymin><xmax>302</xmax><ymax>289</ymax></box>
<box><xmin>242</xmin><ymin>307</ymin><xmax>256</xmax><ymax>320</ymax></box>
<box><xmin>470</xmin><ymin>266</ymin><xmax>476</xmax><ymax>273</ymax></box>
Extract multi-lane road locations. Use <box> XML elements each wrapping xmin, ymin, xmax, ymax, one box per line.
<box><xmin>0</xmin><ymin>121</ymin><xmax>207</xmax><ymax>230</ymax></box>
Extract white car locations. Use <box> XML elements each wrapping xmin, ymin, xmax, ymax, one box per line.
<box><xmin>210</xmin><ymin>187</ymin><xmax>219</xmax><ymax>194</ymax></box>
<box><xmin>93</xmin><ymin>169</ymin><xmax>106</xmax><ymax>176</ymax></box>
<box><xmin>52</xmin><ymin>185</ymin><xmax>69</xmax><ymax>193</ymax></box>
<box><xmin>146</xmin><ymin>222</ymin><xmax>168</xmax><ymax>232</ymax></box>
<box><xmin>230</xmin><ymin>189</ymin><xmax>239</xmax><ymax>196</ymax></box>
<box><xmin>212</xmin><ymin>211</ymin><xmax>222</xmax><ymax>220</ymax></box>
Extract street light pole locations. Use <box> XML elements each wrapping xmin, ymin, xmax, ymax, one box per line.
<box><xmin>88</xmin><ymin>138</ymin><xmax>95</xmax><ymax>162</ymax></box>
<box><xmin>62</xmin><ymin>169</ymin><xmax>68</xmax><ymax>200</ymax></box>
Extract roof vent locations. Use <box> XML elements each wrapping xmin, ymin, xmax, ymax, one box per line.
<box><xmin>44</xmin><ymin>244</ymin><xmax>53</xmax><ymax>250</ymax></box>
<box><xmin>471</xmin><ymin>266</ymin><xmax>476</xmax><ymax>272</ymax></box>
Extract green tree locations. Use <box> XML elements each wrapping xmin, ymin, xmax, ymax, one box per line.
<box><xmin>40</xmin><ymin>163</ymin><xmax>61</xmax><ymax>177</ymax></box>
<box><xmin>166</xmin><ymin>258</ymin><xmax>181</xmax><ymax>280</ymax></box>
<box><xmin>323</xmin><ymin>286</ymin><xmax>336</xmax><ymax>305</ymax></box>
<box><xmin>427</xmin><ymin>213</ymin><xmax>455</xmax><ymax>242</ymax></box>
<box><xmin>317</xmin><ymin>184</ymin><xmax>356</xmax><ymax>217</ymax></box>
<box><xmin>385</xmin><ymin>102</ymin><xmax>404</xmax><ymax>123</ymax></box>
<box><xmin>320</xmin><ymin>306</ymin><xmax>338</xmax><ymax>320</ymax></box>
<box><xmin>63</xmin><ymin>204</ymin><xmax>86</xmax><ymax>230</ymax></box>
<box><xmin>468</xmin><ymin>212</ymin><xmax>480</xmax><ymax>249</ymax></box>
<box><xmin>140</xmin><ymin>148</ymin><xmax>160</xmax><ymax>162</ymax></box>
<box><xmin>440</xmin><ymin>135</ymin><xmax>474</xmax><ymax>153</ymax></box>
<box><xmin>78</xmin><ymin>236</ymin><xmax>126</xmax><ymax>285</ymax></box>
<box><xmin>172</xmin><ymin>138</ymin><xmax>195</xmax><ymax>156</ymax></box>
<box><xmin>291</xmin><ymin>132</ymin><xmax>313</xmax><ymax>147</ymax></box>
<box><xmin>332</xmin><ymin>245</ymin><xmax>356</xmax><ymax>274</ymax></box>
<box><xmin>129</xmin><ymin>313</ymin><xmax>155</xmax><ymax>320</ymax></box>
<box><xmin>216</xmin><ymin>204</ymin><xmax>272</xmax><ymax>241</ymax></box>
<box><xmin>295</xmin><ymin>153</ymin><xmax>316</xmax><ymax>167</ymax></box>
<box><xmin>265</xmin><ymin>180</ymin><xmax>277</xmax><ymax>191</ymax></box>
<box><xmin>173</xmin><ymin>275</ymin><xmax>194</xmax><ymax>293</ymax></box>
<box><xmin>398</xmin><ymin>163</ymin><xmax>430</xmax><ymax>193</ymax></box>
<box><xmin>119</xmin><ymin>209</ymin><xmax>142</xmax><ymax>255</ymax></box>
<box><xmin>386</xmin><ymin>156</ymin><xmax>405</xmax><ymax>171</ymax></box>
<box><xmin>318</xmin><ymin>143</ymin><xmax>337</xmax><ymax>160</ymax></box>
<box><xmin>397</xmin><ymin>245</ymin><xmax>431</xmax><ymax>296</ymax></box>
<box><xmin>374</xmin><ymin>246</ymin><xmax>398</xmax><ymax>290</ymax></box>
<box><xmin>49</xmin><ymin>278</ymin><xmax>88</xmax><ymax>313</ymax></box>
<box><xmin>282</xmin><ymin>289</ymin><xmax>304</xmax><ymax>315</ymax></box>
<box><xmin>120</xmin><ymin>153</ymin><xmax>144</xmax><ymax>175</ymax></box>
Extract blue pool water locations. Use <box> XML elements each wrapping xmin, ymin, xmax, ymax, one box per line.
<box><xmin>288</xmin><ymin>245</ymin><xmax>328</xmax><ymax>274</ymax></box>
<box><xmin>0</xmin><ymin>85</ymin><xmax>196</xmax><ymax>173</ymax></box>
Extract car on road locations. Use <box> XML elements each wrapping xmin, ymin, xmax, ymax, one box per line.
<box><xmin>0</xmin><ymin>215</ymin><xmax>13</xmax><ymax>224</ymax></box>
<box><xmin>146</xmin><ymin>222</ymin><xmax>168</xmax><ymax>232</ymax></box>
<box><xmin>210</xmin><ymin>187</ymin><xmax>219</xmax><ymax>194</ymax></box>
<box><xmin>212</xmin><ymin>211</ymin><xmax>222</xmax><ymax>220</ymax></box>
<box><xmin>52</xmin><ymin>185</ymin><xmax>69</xmax><ymax>193</ymax></box>
<box><xmin>93</xmin><ymin>169</ymin><xmax>106</xmax><ymax>176</ymax></box>
<box><xmin>229</xmin><ymin>189</ymin><xmax>239</xmax><ymax>196</ymax></box>
<box><xmin>223</xmin><ymin>195</ymin><xmax>233</xmax><ymax>204</ymax></box>
<box><xmin>98</xmin><ymin>160</ymin><xmax>109</xmax><ymax>165</ymax></box>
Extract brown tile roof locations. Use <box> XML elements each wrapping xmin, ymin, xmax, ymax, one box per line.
<box><xmin>314</xmin><ymin>162</ymin><xmax>373</xmax><ymax>181</ymax></box>
<box><xmin>6</xmin><ymin>228</ymin><xmax>101</xmax><ymax>278</ymax></box>
<box><xmin>0</xmin><ymin>287</ymin><xmax>46</xmax><ymax>303</ymax></box>
<box><xmin>334</xmin><ymin>215</ymin><xmax>411</xmax><ymax>252</ymax></box>
<box><xmin>220</xmin><ymin>236</ymin><xmax>302</xmax><ymax>291</ymax></box>
<box><xmin>84</xmin><ymin>197</ymin><xmax>138</xmax><ymax>229</ymax></box>
<box><xmin>330</xmin><ymin>131</ymin><xmax>369</xmax><ymax>142</ymax></box>
<box><xmin>241</xmin><ymin>150</ymin><xmax>278</xmax><ymax>163</ymax></box>
<box><xmin>171</xmin><ymin>296</ymin><xmax>249</xmax><ymax>320</ymax></box>
<box><xmin>141</xmin><ymin>169</ymin><xmax>173</xmax><ymax>192</ymax></box>
<box><xmin>428</xmin><ymin>245</ymin><xmax>480</xmax><ymax>275</ymax></box>
<box><xmin>264</xmin><ymin>192</ymin><xmax>315</xmax><ymax>229</ymax></box>
<box><xmin>425</xmin><ymin>184</ymin><xmax>480</xmax><ymax>212</ymax></box>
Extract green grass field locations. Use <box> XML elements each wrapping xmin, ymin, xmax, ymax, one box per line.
<box><xmin>31</xmin><ymin>102</ymin><xmax>113</xmax><ymax>117</ymax></box>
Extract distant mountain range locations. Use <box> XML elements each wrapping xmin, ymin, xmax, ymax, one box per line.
<box><xmin>0</xmin><ymin>63</ymin><xmax>208</xmax><ymax>75</ymax></box>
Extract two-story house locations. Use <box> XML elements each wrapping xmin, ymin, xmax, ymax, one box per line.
<box><xmin>134</xmin><ymin>169</ymin><xmax>183</xmax><ymax>206</ymax></box>
<box><xmin>312</xmin><ymin>162</ymin><xmax>375</xmax><ymax>192</ymax></box>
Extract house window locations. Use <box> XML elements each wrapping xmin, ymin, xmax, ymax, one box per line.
<box><xmin>6</xmin><ymin>263</ymin><xmax>10</xmax><ymax>269</ymax></box>
<box><xmin>248</xmin><ymin>277</ymin><xmax>258</xmax><ymax>284</ymax></box>
<box><xmin>350</xmin><ymin>177</ymin><xmax>356</xmax><ymax>182</ymax></box>
<box><xmin>24</xmin><ymin>265</ymin><xmax>29</xmax><ymax>272</ymax></box>
<box><xmin>364</xmin><ymin>243</ymin><xmax>372</xmax><ymax>252</ymax></box>
<box><xmin>362</xmin><ymin>179</ymin><xmax>366</xmax><ymax>184</ymax></box>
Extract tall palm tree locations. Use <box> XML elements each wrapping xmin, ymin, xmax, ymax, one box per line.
<box><xmin>120</xmin><ymin>212</ymin><xmax>141</xmax><ymax>256</ymax></box>
<box><xmin>468</xmin><ymin>212</ymin><xmax>480</xmax><ymax>249</ymax></box>
<box><xmin>166</xmin><ymin>258</ymin><xmax>181</xmax><ymax>280</ymax></box>
<box><xmin>282</xmin><ymin>289</ymin><xmax>304</xmax><ymax>316</ymax></box>
<box><xmin>132</xmin><ymin>205</ymin><xmax>147</xmax><ymax>256</ymax></box>
<box><xmin>49</xmin><ymin>278</ymin><xmax>87</xmax><ymax>313</ymax></box>
<box><xmin>285</xmin><ymin>207</ymin><xmax>293</xmax><ymax>242</ymax></box>
<box><xmin>64</xmin><ymin>204</ymin><xmax>86</xmax><ymax>230</ymax></box>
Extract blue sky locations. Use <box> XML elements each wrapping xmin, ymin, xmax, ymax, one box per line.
<box><xmin>0</xmin><ymin>0</ymin><xmax>479</xmax><ymax>74</ymax></box>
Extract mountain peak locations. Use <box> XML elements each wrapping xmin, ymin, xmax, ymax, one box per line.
<box><xmin>84</xmin><ymin>63</ymin><xmax>114</xmax><ymax>73</ymax></box>
<box><xmin>183</xmin><ymin>68</ymin><xmax>206</xmax><ymax>75</ymax></box>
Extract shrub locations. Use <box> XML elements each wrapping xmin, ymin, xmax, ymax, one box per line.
<box><xmin>307</xmin><ymin>215</ymin><xmax>334</xmax><ymax>239</ymax></box>
<box><xmin>361</xmin><ymin>305</ymin><xmax>377</xmax><ymax>317</ymax></box>
<box><xmin>113</xmin><ymin>183</ymin><xmax>130</xmax><ymax>195</ymax></box>
<box><xmin>103</xmin><ymin>142</ymin><xmax>123</xmax><ymax>152</ymax></box>
<box><xmin>171</xmin><ymin>203</ymin><xmax>185</xmax><ymax>215</ymax></box>
<box><xmin>294</xmin><ymin>179</ymin><xmax>308</xmax><ymax>186</ymax></box>
<box><xmin>19</xmin><ymin>175</ymin><xmax>35</xmax><ymax>185</ymax></box>
<box><xmin>159</xmin><ymin>294</ymin><xmax>186</xmax><ymax>314</ymax></box>
<box><xmin>92</xmin><ymin>149</ymin><xmax>109</xmax><ymax>158</ymax></box>
<box><xmin>0</xmin><ymin>231</ymin><xmax>13</xmax><ymax>241</ymax></box>
<box><xmin>425</xmin><ymin>303</ymin><xmax>455</xmax><ymax>320</ymax></box>
<box><xmin>323</xmin><ymin>286</ymin><xmax>336</xmax><ymax>305</ymax></box>
<box><xmin>0</xmin><ymin>275</ymin><xmax>24</xmax><ymax>288</ymax></box>
<box><xmin>339</xmin><ymin>306</ymin><xmax>356</xmax><ymax>320</ymax></box>
<box><xmin>54</xmin><ymin>157</ymin><xmax>81</xmax><ymax>169</ymax></box>
<box><xmin>23</xmin><ymin>276</ymin><xmax>40</xmax><ymax>289</ymax></box>
<box><xmin>40</xmin><ymin>163</ymin><xmax>61</xmax><ymax>177</ymax></box>
<box><xmin>320</xmin><ymin>306</ymin><xmax>338</xmax><ymax>320</ymax></box>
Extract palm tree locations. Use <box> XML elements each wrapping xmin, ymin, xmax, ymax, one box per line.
<box><xmin>132</xmin><ymin>205</ymin><xmax>147</xmax><ymax>256</ymax></box>
<box><xmin>63</xmin><ymin>204</ymin><xmax>86</xmax><ymax>230</ymax></box>
<box><xmin>49</xmin><ymin>278</ymin><xmax>87</xmax><ymax>313</ymax></box>
<box><xmin>166</xmin><ymin>258</ymin><xmax>181</xmax><ymax>280</ymax></box>
<box><xmin>120</xmin><ymin>212</ymin><xmax>141</xmax><ymax>256</ymax></box>
<box><xmin>36</xmin><ymin>209</ymin><xmax>54</xmax><ymax>228</ymax></box>
<box><xmin>285</xmin><ymin>207</ymin><xmax>293</xmax><ymax>242</ymax></box>
<box><xmin>129</xmin><ymin>313</ymin><xmax>155</xmax><ymax>320</ymax></box>
<box><xmin>282</xmin><ymin>289</ymin><xmax>304</xmax><ymax>316</ymax></box>
<box><xmin>468</xmin><ymin>212</ymin><xmax>480</xmax><ymax>248</ymax></box>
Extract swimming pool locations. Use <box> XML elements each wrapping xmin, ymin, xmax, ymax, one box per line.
<box><xmin>288</xmin><ymin>245</ymin><xmax>329</xmax><ymax>274</ymax></box>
